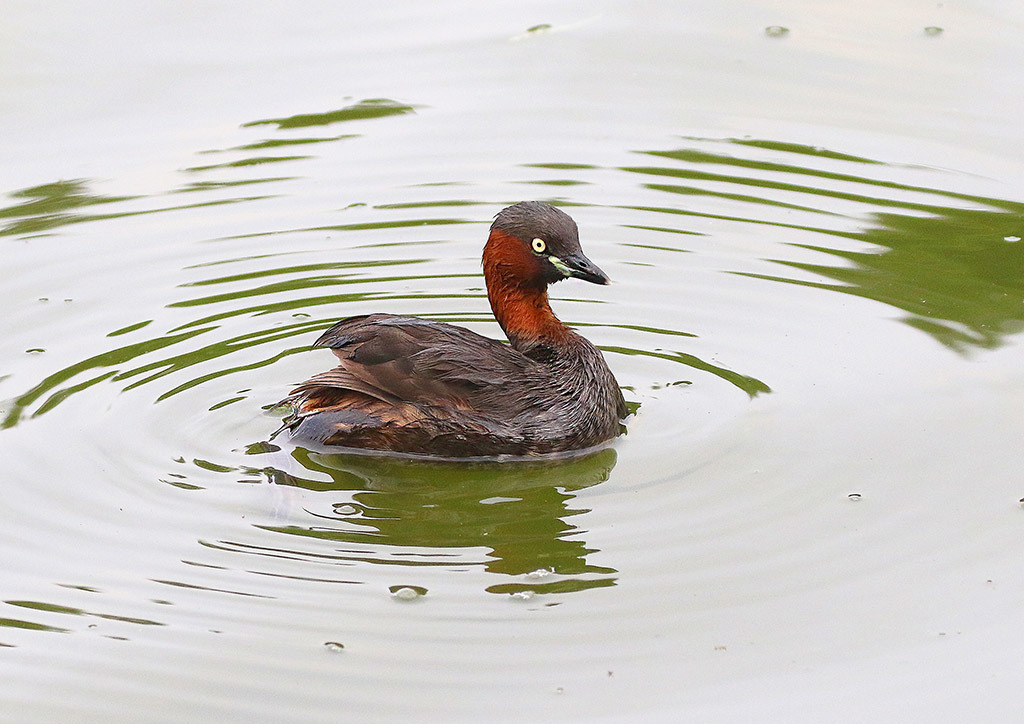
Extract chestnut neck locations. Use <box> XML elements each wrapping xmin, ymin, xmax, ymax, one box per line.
<box><xmin>483</xmin><ymin>229</ymin><xmax>574</xmax><ymax>352</ymax></box>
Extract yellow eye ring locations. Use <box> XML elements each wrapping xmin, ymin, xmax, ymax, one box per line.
<box><xmin>531</xmin><ymin>238</ymin><xmax>546</xmax><ymax>254</ymax></box>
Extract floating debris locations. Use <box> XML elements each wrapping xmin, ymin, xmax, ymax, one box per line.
<box><xmin>525</xmin><ymin>568</ymin><xmax>554</xmax><ymax>580</ymax></box>
<box><xmin>389</xmin><ymin>585</ymin><xmax>426</xmax><ymax>601</ymax></box>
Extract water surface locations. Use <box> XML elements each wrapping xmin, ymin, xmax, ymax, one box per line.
<box><xmin>2</xmin><ymin>2</ymin><xmax>1024</xmax><ymax>722</ymax></box>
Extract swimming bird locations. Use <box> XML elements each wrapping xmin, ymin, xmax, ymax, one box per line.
<box><xmin>278</xmin><ymin>201</ymin><xmax>627</xmax><ymax>457</ymax></box>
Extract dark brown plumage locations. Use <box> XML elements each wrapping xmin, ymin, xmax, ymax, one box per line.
<box><xmin>277</xmin><ymin>201</ymin><xmax>627</xmax><ymax>457</ymax></box>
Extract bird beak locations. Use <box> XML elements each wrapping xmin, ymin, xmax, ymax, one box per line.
<box><xmin>551</xmin><ymin>251</ymin><xmax>611</xmax><ymax>285</ymax></box>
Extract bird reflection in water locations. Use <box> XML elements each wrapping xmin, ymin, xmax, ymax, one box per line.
<box><xmin>245</xmin><ymin>445</ymin><xmax>619</xmax><ymax>595</ymax></box>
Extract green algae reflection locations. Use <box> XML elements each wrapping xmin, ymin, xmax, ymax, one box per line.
<box><xmin>627</xmin><ymin>138</ymin><xmax>1024</xmax><ymax>354</ymax></box>
<box><xmin>243</xmin><ymin>98</ymin><xmax>416</xmax><ymax>130</ymax></box>
<box><xmin>749</xmin><ymin>201</ymin><xmax>1024</xmax><ymax>353</ymax></box>
<box><xmin>251</xmin><ymin>446</ymin><xmax>619</xmax><ymax>595</ymax></box>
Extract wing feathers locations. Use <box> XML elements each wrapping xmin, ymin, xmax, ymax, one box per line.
<box><xmin>299</xmin><ymin>314</ymin><xmax>534</xmax><ymax>409</ymax></box>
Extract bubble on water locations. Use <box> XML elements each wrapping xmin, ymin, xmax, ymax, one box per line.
<box><xmin>525</xmin><ymin>567</ymin><xmax>554</xmax><ymax>579</ymax></box>
<box><xmin>292</xmin><ymin>312</ymin><xmax>311</xmax><ymax>318</ymax></box>
<box><xmin>848</xmin><ymin>493</ymin><xmax>862</xmax><ymax>501</ymax></box>
<box><xmin>924</xmin><ymin>26</ymin><xmax>943</xmax><ymax>36</ymax></box>
<box><xmin>764</xmin><ymin>26</ymin><xmax>789</xmax><ymax>38</ymax></box>
<box><xmin>479</xmin><ymin>496</ymin><xmax>521</xmax><ymax>505</ymax></box>
<box><xmin>1003</xmin><ymin>235</ymin><xmax>1020</xmax><ymax>242</ymax></box>
<box><xmin>324</xmin><ymin>641</ymin><xmax>345</xmax><ymax>653</ymax></box>
<box><xmin>510</xmin><ymin>590</ymin><xmax>535</xmax><ymax>601</ymax></box>
<box><xmin>333</xmin><ymin>503</ymin><xmax>358</xmax><ymax>515</ymax></box>
<box><xmin>390</xmin><ymin>585</ymin><xmax>426</xmax><ymax>601</ymax></box>
<box><xmin>25</xmin><ymin>348</ymin><xmax>45</xmax><ymax>354</ymax></box>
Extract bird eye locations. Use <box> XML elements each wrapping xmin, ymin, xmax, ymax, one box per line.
<box><xmin>531</xmin><ymin>238</ymin><xmax>546</xmax><ymax>254</ymax></box>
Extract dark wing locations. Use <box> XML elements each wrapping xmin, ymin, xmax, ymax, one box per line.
<box><xmin>308</xmin><ymin>313</ymin><xmax>535</xmax><ymax>404</ymax></box>
<box><xmin>279</xmin><ymin>314</ymin><xmax>540</xmax><ymax>443</ymax></box>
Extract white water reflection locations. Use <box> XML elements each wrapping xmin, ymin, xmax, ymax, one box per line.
<box><xmin>2</xmin><ymin>1</ymin><xmax>1024</xmax><ymax>723</ymax></box>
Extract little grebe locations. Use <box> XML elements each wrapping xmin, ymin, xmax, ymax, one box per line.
<box><xmin>278</xmin><ymin>201</ymin><xmax>627</xmax><ymax>457</ymax></box>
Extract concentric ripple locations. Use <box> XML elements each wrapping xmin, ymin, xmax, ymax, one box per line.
<box><xmin>4</xmin><ymin>106</ymin><xmax>1024</xmax><ymax>724</ymax></box>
